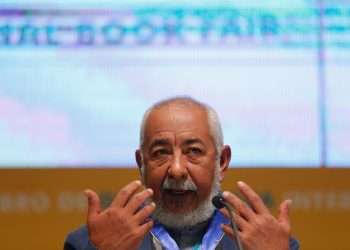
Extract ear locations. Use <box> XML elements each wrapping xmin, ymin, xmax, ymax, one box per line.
<box><xmin>135</xmin><ymin>149</ymin><xmax>146</xmax><ymax>184</ymax></box>
<box><xmin>135</xmin><ymin>149</ymin><xmax>143</xmax><ymax>170</ymax></box>
<box><xmin>219</xmin><ymin>145</ymin><xmax>231</xmax><ymax>182</ymax></box>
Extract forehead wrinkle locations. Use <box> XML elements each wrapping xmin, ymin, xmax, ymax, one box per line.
<box><xmin>150</xmin><ymin>138</ymin><xmax>171</xmax><ymax>149</ymax></box>
<box><xmin>174</xmin><ymin>131</ymin><xmax>204</xmax><ymax>145</ymax></box>
<box><xmin>148</xmin><ymin>131</ymin><xmax>205</xmax><ymax>150</ymax></box>
<box><xmin>144</xmin><ymin>102</ymin><xmax>212</xmax><ymax>148</ymax></box>
<box><xmin>148</xmin><ymin>132</ymin><xmax>174</xmax><ymax>146</ymax></box>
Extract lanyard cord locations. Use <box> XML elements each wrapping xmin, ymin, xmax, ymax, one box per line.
<box><xmin>193</xmin><ymin>243</ymin><xmax>201</xmax><ymax>250</ymax></box>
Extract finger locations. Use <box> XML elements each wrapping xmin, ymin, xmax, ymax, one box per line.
<box><xmin>127</xmin><ymin>188</ymin><xmax>154</xmax><ymax>213</ymax></box>
<box><xmin>237</xmin><ymin>181</ymin><xmax>269</xmax><ymax>214</ymax></box>
<box><xmin>222</xmin><ymin>191</ymin><xmax>255</xmax><ymax>220</ymax></box>
<box><xmin>134</xmin><ymin>202</ymin><xmax>156</xmax><ymax>223</ymax></box>
<box><xmin>111</xmin><ymin>180</ymin><xmax>142</xmax><ymax>207</ymax></box>
<box><xmin>278</xmin><ymin>199</ymin><xmax>291</xmax><ymax>232</ymax></box>
<box><xmin>219</xmin><ymin>208</ymin><xmax>249</xmax><ymax>231</ymax></box>
<box><xmin>136</xmin><ymin>219</ymin><xmax>154</xmax><ymax>237</ymax></box>
<box><xmin>221</xmin><ymin>224</ymin><xmax>235</xmax><ymax>239</ymax></box>
<box><xmin>85</xmin><ymin>189</ymin><xmax>101</xmax><ymax>221</ymax></box>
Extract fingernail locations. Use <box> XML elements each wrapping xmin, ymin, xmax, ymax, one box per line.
<box><xmin>147</xmin><ymin>188</ymin><xmax>153</xmax><ymax>195</ymax></box>
<box><xmin>135</xmin><ymin>180</ymin><xmax>142</xmax><ymax>186</ymax></box>
<box><xmin>237</xmin><ymin>181</ymin><xmax>245</xmax><ymax>187</ymax></box>
<box><xmin>222</xmin><ymin>191</ymin><xmax>230</xmax><ymax>198</ymax></box>
<box><xmin>150</xmin><ymin>202</ymin><xmax>156</xmax><ymax>207</ymax></box>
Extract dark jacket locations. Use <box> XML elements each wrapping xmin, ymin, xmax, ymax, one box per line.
<box><xmin>64</xmin><ymin>211</ymin><xmax>300</xmax><ymax>250</ymax></box>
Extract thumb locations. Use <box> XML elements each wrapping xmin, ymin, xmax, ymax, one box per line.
<box><xmin>84</xmin><ymin>189</ymin><xmax>101</xmax><ymax>221</ymax></box>
<box><xmin>278</xmin><ymin>199</ymin><xmax>292</xmax><ymax>231</ymax></box>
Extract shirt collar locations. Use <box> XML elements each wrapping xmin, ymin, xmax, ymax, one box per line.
<box><xmin>151</xmin><ymin>210</ymin><xmax>230</xmax><ymax>250</ymax></box>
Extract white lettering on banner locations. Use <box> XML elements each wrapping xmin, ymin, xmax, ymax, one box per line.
<box><xmin>16</xmin><ymin>193</ymin><xmax>29</xmax><ymax>212</ymax></box>
<box><xmin>283</xmin><ymin>191</ymin><xmax>350</xmax><ymax>211</ymax></box>
<box><xmin>0</xmin><ymin>192</ymin><xmax>50</xmax><ymax>213</ymax></box>
<box><xmin>57</xmin><ymin>192</ymin><xmax>86</xmax><ymax>212</ymax></box>
<box><xmin>339</xmin><ymin>192</ymin><xmax>350</xmax><ymax>209</ymax></box>
<box><xmin>32</xmin><ymin>192</ymin><xmax>50</xmax><ymax>213</ymax></box>
<box><xmin>0</xmin><ymin>193</ymin><xmax>12</xmax><ymax>212</ymax></box>
<box><xmin>1</xmin><ymin>190</ymin><xmax>350</xmax><ymax>214</ymax></box>
<box><xmin>0</xmin><ymin>192</ymin><xmax>86</xmax><ymax>214</ymax></box>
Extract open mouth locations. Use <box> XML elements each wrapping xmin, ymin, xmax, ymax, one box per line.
<box><xmin>162</xmin><ymin>189</ymin><xmax>197</xmax><ymax>212</ymax></box>
<box><xmin>163</xmin><ymin>189</ymin><xmax>195</xmax><ymax>196</ymax></box>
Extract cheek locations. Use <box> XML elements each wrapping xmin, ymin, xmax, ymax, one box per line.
<box><xmin>145</xmin><ymin>167</ymin><xmax>167</xmax><ymax>200</ymax></box>
<box><xmin>188</xmin><ymin>166</ymin><xmax>215</xmax><ymax>197</ymax></box>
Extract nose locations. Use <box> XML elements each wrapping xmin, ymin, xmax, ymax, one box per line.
<box><xmin>167</xmin><ymin>151</ymin><xmax>188</xmax><ymax>181</ymax></box>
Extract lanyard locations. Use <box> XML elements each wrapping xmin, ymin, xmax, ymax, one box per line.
<box><xmin>151</xmin><ymin>210</ymin><xmax>230</xmax><ymax>250</ymax></box>
<box><xmin>193</xmin><ymin>243</ymin><xmax>201</xmax><ymax>250</ymax></box>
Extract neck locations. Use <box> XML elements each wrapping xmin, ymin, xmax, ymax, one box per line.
<box><xmin>165</xmin><ymin>217</ymin><xmax>211</xmax><ymax>249</ymax></box>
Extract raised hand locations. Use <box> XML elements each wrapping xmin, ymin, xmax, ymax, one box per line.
<box><xmin>220</xmin><ymin>181</ymin><xmax>291</xmax><ymax>250</ymax></box>
<box><xmin>84</xmin><ymin>180</ymin><xmax>155</xmax><ymax>250</ymax></box>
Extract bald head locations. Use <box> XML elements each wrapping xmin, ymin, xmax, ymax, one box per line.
<box><xmin>139</xmin><ymin>97</ymin><xmax>223</xmax><ymax>155</ymax></box>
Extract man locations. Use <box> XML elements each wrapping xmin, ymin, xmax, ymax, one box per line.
<box><xmin>64</xmin><ymin>97</ymin><xmax>299</xmax><ymax>250</ymax></box>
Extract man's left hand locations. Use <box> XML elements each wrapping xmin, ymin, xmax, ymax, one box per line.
<box><xmin>220</xmin><ymin>181</ymin><xmax>291</xmax><ymax>250</ymax></box>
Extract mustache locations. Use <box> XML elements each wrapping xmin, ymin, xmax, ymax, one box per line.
<box><xmin>162</xmin><ymin>176</ymin><xmax>197</xmax><ymax>191</ymax></box>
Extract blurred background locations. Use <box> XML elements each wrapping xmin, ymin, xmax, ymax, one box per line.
<box><xmin>0</xmin><ymin>0</ymin><xmax>349</xmax><ymax>249</ymax></box>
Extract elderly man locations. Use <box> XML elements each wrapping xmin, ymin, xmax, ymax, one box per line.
<box><xmin>64</xmin><ymin>97</ymin><xmax>299</xmax><ymax>250</ymax></box>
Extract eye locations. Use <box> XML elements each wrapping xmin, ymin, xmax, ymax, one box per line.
<box><xmin>151</xmin><ymin>148</ymin><xmax>169</xmax><ymax>158</ymax></box>
<box><xmin>187</xmin><ymin>147</ymin><xmax>203</xmax><ymax>156</ymax></box>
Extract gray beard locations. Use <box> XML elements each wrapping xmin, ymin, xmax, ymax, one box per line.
<box><xmin>150</xmin><ymin>164</ymin><xmax>221</xmax><ymax>229</ymax></box>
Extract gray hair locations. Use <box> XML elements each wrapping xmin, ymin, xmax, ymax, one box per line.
<box><xmin>139</xmin><ymin>96</ymin><xmax>223</xmax><ymax>155</ymax></box>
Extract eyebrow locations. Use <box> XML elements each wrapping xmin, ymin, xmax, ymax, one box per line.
<box><xmin>182</xmin><ymin>138</ymin><xmax>204</xmax><ymax>146</ymax></box>
<box><xmin>149</xmin><ymin>138</ymin><xmax>171</xmax><ymax>149</ymax></box>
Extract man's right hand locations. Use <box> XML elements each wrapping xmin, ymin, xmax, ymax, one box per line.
<box><xmin>84</xmin><ymin>180</ymin><xmax>155</xmax><ymax>250</ymax></box>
